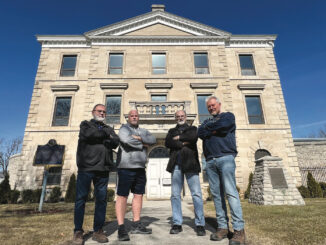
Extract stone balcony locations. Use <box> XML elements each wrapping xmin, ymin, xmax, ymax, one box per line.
<box><xmin>126</xmin><ymin>101</ymin><xmax>196</xmax><ymax>124</ymax></box>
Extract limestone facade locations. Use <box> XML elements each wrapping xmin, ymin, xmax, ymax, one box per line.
<box><xmin>8</xmin><ymin>5</ymin><xmax>302</xmax><ymax>197</ymax></box>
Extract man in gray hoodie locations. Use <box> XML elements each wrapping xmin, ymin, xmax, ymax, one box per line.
<box><xmin>115</xmin><ymin>109</ymin><xmax>156</xmax><ymax>241</ymax></box>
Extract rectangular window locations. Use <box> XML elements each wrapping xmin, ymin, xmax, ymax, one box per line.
<box><xmin>60</xmin><ymin>55</ymin><xmax>77</xmax><ymax>77</ymax></box>
<box><xmin>245</xmin><ymin>96</ymin><xmax>265</xmax><ymax>124</ymax></box>
<box><xmin>152</xmin><ymin>53</ymin><xmax>166</xmax><ymax>74</ymax></box>
<box><xmin>194</xmin><ymin>53</ymin><xmax>209</xmax><ymax>74</ymax></box>
<box><xmin>239</xmin><ymin>54</ymin><xmax>256</xmax><ymax>76</ymax></box>
<box><xmin>151</xmin><ymin>95</ymin><xmax>167</xmax><ymax>114</ymax></box>
<box><xmin>109</xmin><ymin>53</ymin><xmax>123</xmax><ymax>74</ymax></box>
<box><xmin>47</xmin><ymin>167</ymin><xmax>62</xmax><ymax>185</ymax></box>
<box><xmin>197</xmin><ymin>95</ymin><xmax>211</xmax><ymax>123</ymax></box>
<box><xmin>106</xmin><ymin>95</ymin><xmax>121</xmax><ymax>124</ymax></box>
<box><xmin>52</xmin><ymin>97</ymin><xmax>72</xmax><ymax>126</ymax></box>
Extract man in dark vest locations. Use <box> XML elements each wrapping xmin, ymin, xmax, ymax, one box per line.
<box><xmin>73</xmin><ymin>104</ymin><xmax>119</xmax><ymax>245</ymax></box>
<box><xmin>165</xmin><ymin>110</ymin><xmax>206</xmax><ymax>236</ymax></box>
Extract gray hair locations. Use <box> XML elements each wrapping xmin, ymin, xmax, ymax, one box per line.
<box><xmin>92</xmin><ymin>104</ymin><xmax>106</xmax><ymax>111</ymax></box>
<box><xmin>174</xmin><ymin>110</ymin><xmax>187</xmax><ymax>117</ymax></box>
<box><xmin>128</xmin><ymin>109</ymin><xmax>139</xmax><ymax>116</ymax></box>
<box><xmin>205</xmin><ymin>96</ymin><xmax>220</xmax><ymax>104</ymax></box>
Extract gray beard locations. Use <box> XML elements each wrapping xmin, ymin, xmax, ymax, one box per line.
<box><xmin>94</xmin><ymin>115</ymin><xmax>105</xmax><ymax>122</ymax></box>
<box><xmin>177</xmin><ymin>121</ymin><xmax>186</xmax><ymax>125</ymax></box>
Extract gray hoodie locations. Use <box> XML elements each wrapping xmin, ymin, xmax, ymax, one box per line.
<box><xmin>117</xmin><ymin>123</ymin><xmax>156</xmax><ymax>169</ymax></box>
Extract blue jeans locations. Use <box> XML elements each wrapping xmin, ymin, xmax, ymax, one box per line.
<box><xmin>171</xmin><ymin>165</ymin><xmax>205</xmax><ymax>226</ymax></box>
<box><xmin>206</xmin><ymin>155</ymin><xmax>244</xmax><ymax>230</ymax></box>
<box><xmin>74</xmin><ymin>171</ymin><xmax>109</xmax><ymax>232</ymax></box>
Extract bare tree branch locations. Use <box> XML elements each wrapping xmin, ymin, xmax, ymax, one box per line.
<box><xmin>0</xmin><ymin>137</ymin><xmax>23</xmax><ymax>174</ymax></box>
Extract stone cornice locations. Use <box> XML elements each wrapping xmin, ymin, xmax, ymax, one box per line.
<box><xmin>89</xmin><ymin>35</ymin><xmax>225</xmax><ymax>46</ymax></box>
<box><xmin>100</xmin><ymin>83</ymin><xmax>128</xmax><ymax>89</ymax></box>
<box><xmin>50</xmin><ymin>85</ymin><xmax>79</xmax><ymax>92</ymax></box>
<box><xmin>190</xmin><ymin>83</ymin><xmax>218</xmax><ymax>89</ymax></box>
<box><xmin>238</xmin><ymin>84</ymin><xmax>265</xmax><ymax>90</ymax></box>
<box><xmin>36</xmin><ymin>34</ymin><xmax>276</xmax><ymax>48</ymax></box>
<box><xmin>145</xmin><ymin>83</ymin><xmax>173</xmax><ymax>89</ymax></box>
<box><xmin>228</xmin><ymin>35</ymin><xmax>277</xmax><ymax>48</ymax></box>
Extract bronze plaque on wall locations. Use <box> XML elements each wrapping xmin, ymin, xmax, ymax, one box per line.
<box><xmin>268</xmin><ymin>168</ymin><xmax>288</xmax><ymax>189</ymax></box>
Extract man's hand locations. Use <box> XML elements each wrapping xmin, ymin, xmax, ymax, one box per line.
<box><xmin>143</xmin><ymin>144</ymin><xmax>149</xmax><ymax>148</ymax></box>
<box><xmin>182</xmin><ymin>142</ymin><xmax>189</xmax><ymax>146</ymax></box>
<box><xmin>173</xmin><ymin>135</ymin><xmax>180</xmax><ymax>140</ymax></box>
<box><xmin>212</xmin><ymin>131</ymin><xmax>217</xmax><ymax>135</ymax></box>
<box><xmin>132</xmin><ymin>135</ymin><xmax>142</xmax><ymax>141</ymax></box>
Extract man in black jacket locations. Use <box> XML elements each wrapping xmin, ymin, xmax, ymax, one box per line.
<box><xmin>165</xmin><ymin>110</ymin><xmax>206</xmax><ymax>236</ymax></box>
<box><xmin>73</xmin><ymin>104</ymin><xmax>119</xmax><ymax>245</ymax></box>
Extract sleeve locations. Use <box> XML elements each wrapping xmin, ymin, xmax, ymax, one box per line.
<box><xmin>198</xmin><ymin>122</ymin><xmax>212</xmax><ymax>140</ymax></box>
<box><xmin>118</xmin><ymin>126</ymin><xmax>143</xmax><ymax>150</ymax></box>
<box><xmin>141</xmin><ymin>129</ymin><xmax>157</xmax><ymax>145</ymax></box>
<box><xmin>165</xmin><ymin>129</ymin><xmax>183</xmax><ymax>150</ymax></box>
<box><xmin>79</xmin><ymin>121</ymin><xmax>106</xmax><ymax>141</ymax></box>
<box><xmin>179</xmin><ymin>126</ymin><xmax>198</xmax><ymax>144</ymax></box>
<box><xmin>103</xmin><ymin>126</ymin><xmax>120</xmax><ymax>149</ymax></box>
<box><xmin>204</xmin><ymin>113</ymin><xmax>235</xmax><ymax>134</ymax></box>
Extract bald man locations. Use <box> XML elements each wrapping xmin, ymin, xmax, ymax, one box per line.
<box><xmin>115</xmin><ymin>110</ymin><xmax>156</xmax><ymax>241</ymax></box>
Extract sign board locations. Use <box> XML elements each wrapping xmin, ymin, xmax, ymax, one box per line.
<box><xmin>34</xmin><ymin>141</ymin><xmax>65</xmax><ymax>167</ymax></box>
<box><xmin>268</xmin><ymin>168</ymin><xmax>288</xmax><ymax>189</ymax></box>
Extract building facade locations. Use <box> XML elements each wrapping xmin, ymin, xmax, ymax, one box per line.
<box><xmin>9</xmin><ymin>5</ymin><xmax>302</xmax><ymax>199</ymax></box>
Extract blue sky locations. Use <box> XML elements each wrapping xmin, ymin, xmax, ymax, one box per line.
<box><xmin>0</xmin><ymin>0</ymin><xmax>325</xmax><ymax>139</ymax></box>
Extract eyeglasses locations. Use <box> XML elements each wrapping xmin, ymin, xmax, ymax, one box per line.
<box><xmin>93</xmin><ymin>110</ymin><xmax>106</xmax><ymax>114</ymax></box>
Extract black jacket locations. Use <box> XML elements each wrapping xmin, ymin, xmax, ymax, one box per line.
<box><xmin>165</xmin><ymin>124</ymin><xmax>201</xmax><ymax>173</ymax></box>
<box><xmin>77</xmin><ymin>119</ymin><xmax>119</xmax><ymax>172</ymax></box>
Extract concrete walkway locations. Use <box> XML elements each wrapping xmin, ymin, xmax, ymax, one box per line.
<box><xmin>84</xmin><ymin>200</ymin><xmax>228</xmax><ymax>245</ymax></box>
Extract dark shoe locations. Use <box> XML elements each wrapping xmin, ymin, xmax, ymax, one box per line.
<box><xmin>210</xmin><ymin>228</ymin><xmax>229</xmax><ymax>241</ymax></box>
<box><xmin>229</xmin><ymin>229</ymin><xmax>246</xmax><ymax>245</ymax></box>
<box><xmin>92</xmin><ymin>229</ymin><xmax>108</xmax><ymax>243</ymax></box>
<box><xmin>196</xmin><ymin>226</ymin><xmax>206</xmax><ymax>236</ymax></box>
<box><xmin>118</xmin><ymin>225</ymin><xmax>130</xmax><ymax>241</ymax></box>
<box><xmin>72</xmin><ymin>230</ymin><xmax>84</xmax><ymax>245</ymax></box>
<box><xmin>130</xmin><ymin>221</ymin><xmax>152</xmax><ymax>234</ymax></box>
<box><xmin>170</xmin><ymin>225</ymin><xmax>183</xmax><ymax>234</ymax></box>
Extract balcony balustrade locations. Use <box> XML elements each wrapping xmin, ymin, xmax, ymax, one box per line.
<box><xmin>127</xmin><ymin>101</ymin><xmax>196</xmax><ymax>124</ymax></box>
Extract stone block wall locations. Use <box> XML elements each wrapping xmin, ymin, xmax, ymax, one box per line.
<box><xmin>294</xmin><ymin>139</ymin><xmax>326</xmax><ymax>185</ymax></box>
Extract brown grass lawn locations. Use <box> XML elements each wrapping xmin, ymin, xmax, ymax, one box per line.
<box><xmin>205</xmin><ymin>198</ymin><xmax>326</xmax><ymax>245</ymax></box>
<box><xmin>0</xmin><ymin>202</ymin><xmax>116</xmax><ymax>245</ymax></box>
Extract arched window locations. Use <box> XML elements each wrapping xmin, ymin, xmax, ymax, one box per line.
<box><xmin>255</xmin><ymin>149</ymin><xmax>271</xmax><ymax>160</ymax></box>
<box><xmin>149</xmin><ymin>147</ymin><xmax>169</xmax><ymax>158</ymax></box>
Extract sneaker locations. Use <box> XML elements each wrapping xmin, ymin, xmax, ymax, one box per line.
<box><xmin>72</xmin><ymin>230</ymin><xmax>84</xmax><ymax>245</ymax></box>
<box><xmin>118</xmin><ymin>225</ymin><xmax>130</xmax><ymax>241</ymax></box>
<box><xmin>92</xmin><ymin>229</ymin><xmax>108</xmax><ymax>243</ymax></box>
<box><xmin>130</xmin><ymin>221</ymin><xmax>152</xmax><ymax>234</ymax></box>
<box><xmin>210</xmin><ymin>228</ymin><xmax>229</xmax><ymax>241</ymax></box>
<box><xmin>196</xmin><ymin>226</ymin><xmax>206</xmax><ymax>236</ymax></box>
<box><xmin>229</xmin><ymin>229</ymin><xmax>246</xmax><ymax>245</ymax></box>
<box><xmin>170</xmin><ymin>225</ymin><xmax>182</xmax><ymax>234</ymax></box>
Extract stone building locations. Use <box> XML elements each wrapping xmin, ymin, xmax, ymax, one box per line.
<box><xmin>9</xmin><ymin>5</ymin><xmax>302</xmax><ymax>199</ymax></box>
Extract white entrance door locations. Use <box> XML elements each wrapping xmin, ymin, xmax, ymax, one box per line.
<box><xmin>147</xmin><ymin>158</ymin><xmax>171</xmax><ymax>199</ymax></box>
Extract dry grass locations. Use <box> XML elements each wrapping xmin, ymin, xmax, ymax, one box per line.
<box><xmin>0</xmin><ymin>202</ymin><xmax>116</xmax><ymax>245</ymax></box>
<box><xmin>204</xmin><ymin>198</ymin><xmax>326</xmax><ymax>245</ymax></box>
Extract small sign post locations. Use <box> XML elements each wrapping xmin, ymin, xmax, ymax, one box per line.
<box><xmin>39</xmin><ymin>166</ymin><xmax>49</xmax><ymax>212</ymax></box>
